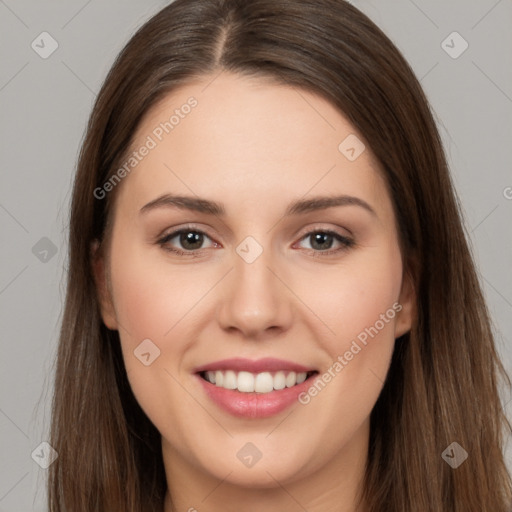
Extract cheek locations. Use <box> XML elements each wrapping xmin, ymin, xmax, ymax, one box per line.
<box><xmin>104</xmin><ymin>224</ymin><xmax>403</xmax><ymax>481</ymax></box>
<box><xmin>295</xmin><ymin>242</ymin><xmax>402</xmax><ymax>415</ymax></box>
<box><xmin>108</xmin><ymin>248</ymin><xmax>205</xmax><ymax>440</ymax></box>
<box><xmin>110</xmin><ymin>246</ymin><xmax>190</xmax><ymax>344</ymax></box>
<box><xmin>106</xmin><ymin>244</ymin><xmax>188</xmax><ymax>414</ymax></box>
<box><xmin>304</xmin><ymin>241</ymin><xmax>403</xmax><ymax>350</ymax></box>
<box><xmin>111</xmin><ymin>227</ymin><xmax>403</xmax><ymax>371</ymax></box>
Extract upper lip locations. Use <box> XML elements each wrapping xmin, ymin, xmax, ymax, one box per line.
<box><xmin>193</xmin><ymin>357</ymin><xmax>316</xmax><ymax>374</ymax></box>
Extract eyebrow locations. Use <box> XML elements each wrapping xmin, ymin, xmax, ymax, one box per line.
<box><xmin>139</xmin><ymin>193</ymin><xmax>377</xmax><ymax>218</ymax></box>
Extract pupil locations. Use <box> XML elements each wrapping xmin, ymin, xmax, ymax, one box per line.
<box><xmin>181</xmin><ymin>231</ymin><xmax>203</xmax><ymax>250</ymax></box>
<box><xmin>177</xmin><ymin>232</ymin><xmax>333</xmax><ymax>251</ymax></box>
<box><xmin>311</xmin><ymin>233</ymin><xmax>333</xmax><ymax>250</ymax></box>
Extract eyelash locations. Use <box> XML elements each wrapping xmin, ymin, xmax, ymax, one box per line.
<box><xmin>156</xmin><ymin>225</ymin><xmax>355</xmax><ymax>259</ymax></box>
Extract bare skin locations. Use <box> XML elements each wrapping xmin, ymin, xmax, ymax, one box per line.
<box><xmin>93</xmin><ymin>71</ymin><xmax>415</xmax><ymax>512</ymax></box>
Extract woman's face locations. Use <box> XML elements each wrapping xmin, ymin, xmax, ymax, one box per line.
<box><xmin>94</xmin><ymin>72</ymin><xmax>414</xmax><ymax>499</ymax></box>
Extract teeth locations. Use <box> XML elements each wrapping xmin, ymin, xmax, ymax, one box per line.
<box><xmin>296</xmin><ymin>372</ymin><xmax>307</xmax><ymax>384</ymax></box>
<box><xmin>254</xmin><ymin>372</ymin><xmax>273</xmax><ymax>393</ymax></box>
<box><xmin>238</xmin><ymin>371</ymin><xmax>255</xmax><ymax>392</ymax></box>
<box><xmin>223</xmin><ymin>370</ymin><xmax>237</xmax><ymax>389</ymax></box>
<box><xmin>203</xmin><ymin>370</ymin><xmax>309</xmax><ymax>393</ymax></box>
<box><xmin>273</xmin><ymin>371</ymin><xmax>286</xmax><ymax>390</ymax></box>
<box><xmin>285</xmin><ymin>371</ymin><xmax>297</xmax><ymax>388</ymax></box>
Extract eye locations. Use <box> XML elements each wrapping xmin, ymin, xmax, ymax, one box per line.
<box><xmin>294</xmin><ymin>229</ymin><xmax>355</xmax><ymax>257</ymax></box>
<box><xmin>157</xmin><ymin>227</ymin><xmax>217</xmax><ymax>257</ymax></box>
<box><xmin>156</xmin><ymin>226</ymin><xmax>355</xmax><ymax>258</ymax></box>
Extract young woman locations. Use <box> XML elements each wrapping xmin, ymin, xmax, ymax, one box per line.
<box><xmin>47</xmin><ymin>0</ymin><xmax>512</xmax><ymax>510</ymax></box>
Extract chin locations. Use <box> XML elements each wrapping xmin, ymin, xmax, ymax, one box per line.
<box><xmin>195</xmin><ymin>440</ymin><xmax>316</xmax><ymax>488</ymax></box>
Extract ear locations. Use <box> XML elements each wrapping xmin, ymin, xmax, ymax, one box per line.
<box><xmin>91</xmin><ymin>239</ymin><xmax>118</xmax><ymax>330</ymax></box>
<box><xmin>394</xmin><ymin>266</ymin><xmax>416</xmax><ymax>339</ymax></box>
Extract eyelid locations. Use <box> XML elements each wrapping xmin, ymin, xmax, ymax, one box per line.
<box><xmin>156</xmin><ymin>223</ymin><xmax>217</xmax><ymax>240</ymax></box>
<box><xmin>156</xmin><ymin>223</ymin><xmax>355</xmax><ymax>257</ymax></box>
<box><xmin>156</xmin><ymin>224</ymin><xmax>219</xmax><ymax>249</ymax></box>
<box><xmin>157</xmin><ymin>222</ymin><xmax>352</xmax><ymax>241</ymax></box>
<box><xmin>294</xmin><ymin>222</ymin><xmax>353</xmax><ymax>240</ymax></box>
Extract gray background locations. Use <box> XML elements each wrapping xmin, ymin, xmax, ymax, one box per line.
<box><xmin>1</xmin><ymin>0</ymin><xmax>511</xmax><ymax>509</ymax></box>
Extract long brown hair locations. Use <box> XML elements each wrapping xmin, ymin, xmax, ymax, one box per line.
<box><xmin>47</xmin><ymin>0</ymin><xmax>512</xmax><ymax>510</ymax></box>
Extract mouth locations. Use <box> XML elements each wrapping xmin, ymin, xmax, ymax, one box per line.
<box><xmin>198</xmin><ymin>369</ymin><xmax>318</xmax><ymax>393</ymax></box>
<box><xmin>192</xmin><ymin>357</ymin><xmax>319</xmax><ymax>418</ymax></box>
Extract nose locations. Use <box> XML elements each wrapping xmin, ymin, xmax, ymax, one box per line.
<box><xmin>216</xmin><ymin>245</ymin><xmax>294</xmax><ymax>340</ymax></box>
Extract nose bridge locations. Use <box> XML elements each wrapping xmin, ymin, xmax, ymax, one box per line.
<box><xmin>216</xmin><ymin>235</ymin><xmax>293</xmax><ymax>337</ymax></box>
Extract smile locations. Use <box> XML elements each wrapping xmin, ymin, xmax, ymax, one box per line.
<box><xmin>193</xmin><ymin>358</ymin><xmax>319</xmax><ymax>418</ymax></box>
<box><xmin>200</xmin><ymin>370</ymin><xmax>316</xmax><ymax>393</ymax></box>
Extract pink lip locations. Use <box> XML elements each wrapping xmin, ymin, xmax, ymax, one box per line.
<box><xmin>192</xmin><ymin>357</ymin><xmax>315</xmax><ymax>374</ymax></box>
<box><xmin>192</xmin><ymin>358</ymin><xmax>318</xmax><ymax>419</ymax></box>
<box><xmin>195</xmin><ymin>374</ymin><xmax>316</xmax><ymax>419</ymax></box>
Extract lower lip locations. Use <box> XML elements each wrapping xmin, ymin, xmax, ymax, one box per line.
<box><xmin>195</xmin><ymin>373</ymin><xmax>317</xmax><ymax>419</ymax></box>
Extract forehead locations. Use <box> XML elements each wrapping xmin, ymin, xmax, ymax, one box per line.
<box><xmin>113</xmin><ymin>71</ymin><xmax>391</xmax><ymax>221</ymax></box>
